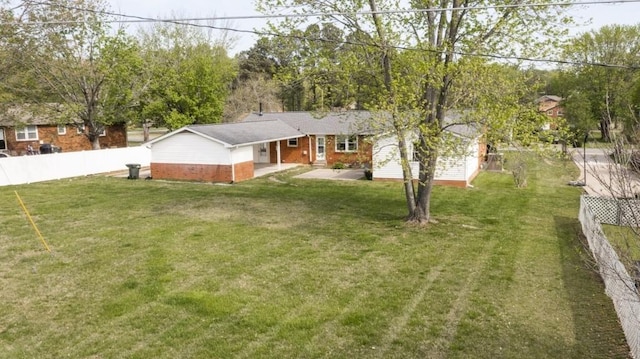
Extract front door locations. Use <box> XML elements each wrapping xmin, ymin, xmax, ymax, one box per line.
<box><xmin>316</xmin><ymin>136</ymin><xmax>326</xmax><ymax>161</ymax></box>
<box><xmin>0</xmin><ymin>128</ymin><xmax>5</xmax><ymax>151</ymax></box>
<box><xmin>254</xmin><ymin>142</ymin><xmax>270</xmax><ymax>163</ymax></box>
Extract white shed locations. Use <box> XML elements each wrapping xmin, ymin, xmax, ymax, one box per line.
<box><xmin>147</xmin><ymin>120</ymin><xmax>304</xmax><ymax>183</ymax></box>
<box><xmin>372</xmin><ymin>124</ymin><xmax>484</xmax><ymax>188</ymax></box>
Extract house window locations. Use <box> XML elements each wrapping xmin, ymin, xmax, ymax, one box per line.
<box><xmin>288</xmin><ymin>138</ymin><xmax>298</xmax><ymax>147</ymax></box>
<box><xmin>546</xmin><ymin>110</ymin><xmax>553</xmax><ymax>115</ymax></box>
<box><xmin>335</xmin><ymin>135</ymin><xmax>358</xmax><ymax>152</ymax></box>
<box><xmin>16</xmin><ymin>125</ymin><xmax>38</xmax><ymax>141</ymax></box>
<box><xmin>57</xmin><ymin>125</ymin><xmax>66</xmax><ymax>135</ymax></box>
<box><xmin>557</xmin><ymin>109</ymin><xmax>564</xmax><ymax>116</ymax></box>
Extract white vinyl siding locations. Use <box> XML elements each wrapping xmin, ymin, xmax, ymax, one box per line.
<box><xmin>151</xmin><ymin>132</ymin><xmax>232</xmax><ymax>165</ymax></box>
<box><xmin>230</xmin><ymin>145</ymin><xmax>253</xmax><ymax>163</ymax></box>
<box><xmin>373</xmin><ymin>132</ymin><xmax>480</xmax><ymax>184</ymax></box>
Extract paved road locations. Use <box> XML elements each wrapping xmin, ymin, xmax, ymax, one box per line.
<box><xmin>570</xmin><ymin>148</ymin><xmax>640</xmax><ymax>198</ymax></box>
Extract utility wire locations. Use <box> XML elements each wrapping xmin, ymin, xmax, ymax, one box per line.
<box><xmin>10</xmin><ymin>0</ymin><xmax>640</xmax><ymax>24</ymax></box>
<box><xmin>4</xmin><ymin>0</ymin><xmax>640</xmax><ymax>69</ymax></box>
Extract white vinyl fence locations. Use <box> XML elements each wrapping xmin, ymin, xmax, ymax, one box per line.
<box><xmin>0</xmin><ymin>146</ymin><xmax>150</xmax><ymax>186</ymax></box>
<box><xmin>579</xmin><ymin>195</ymin><xmax>640</xmax><ymax>358</ymax></box>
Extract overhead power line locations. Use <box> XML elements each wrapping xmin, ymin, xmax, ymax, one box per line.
<box><xmin>4</xmin><ymin>0</ymin><xmax>640</xmax><ymax>69</ymax></box>
<box><xmin>9</xmin><ymin>0</ymin><xmax>640</xmax><ymax>25</ymax></box>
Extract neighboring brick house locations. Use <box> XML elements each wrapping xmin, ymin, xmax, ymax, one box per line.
<box><xmin>536</xmin><ymin>95</ymin><xmax>564</xmax><ymax>129</ymax></box>
<box><xmin>0</xmin><ymin>105</ymin><xmax>127</xmax><ymax>155</ymax></box>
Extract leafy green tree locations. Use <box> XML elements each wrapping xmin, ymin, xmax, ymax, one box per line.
<box><xmin>137</xmin><ymin>23</ymin><xmax>237</xmax><ymax>130</ymax></box>
<box><xmin>257</xmin><ymin>0</ymin><xmax>572</xmax><ymax>224</ymax></box>
<box><xmin>4</xmin><ymin>0</ymin><xmax>142</xmax><ymax>149</ymax></box>
<box><xmin>561</xmin><ymin>25</ymin><xmax>640</xmax><ymax>141</ymax></box>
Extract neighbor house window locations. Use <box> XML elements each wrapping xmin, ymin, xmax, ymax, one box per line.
<box><xmin>335</xmin><ymin>135</ymin><xmax>357</xmax><ymax>152</ymax></box>
<box><xmin>16</xmin><ymin>125</ymin><xmax>38</xmax><ymax>141</ymax></box>
<box><xmin>288</xmin><ymin>138</ymin><xmax>298</xmax><ymax>147</ymax></box>
<box><xmin>57</xmin><ymin>125</ymin><xmax>66</xmax><ymax>135</ymax></box>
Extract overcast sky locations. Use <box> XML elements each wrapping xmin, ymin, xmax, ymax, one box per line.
<box><xmin>107</xmin><ymin>0</ymin><xmax>640</xmax><ymax>55</ymax></box>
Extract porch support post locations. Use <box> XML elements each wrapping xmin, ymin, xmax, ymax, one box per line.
<box><xmin>276</xmin><ymin>141</ymin><xmax>282</xmax><ymax>170</ymax></box>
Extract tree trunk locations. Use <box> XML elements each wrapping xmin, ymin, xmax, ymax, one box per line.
<box><xmin>408</xmin><ymin>148</ymin><xmax>438</xmax><ymax>223</ymax></box>
<box><xmin>90</xmin><ymin>136</ymin><xmax>101</xmax><ymax>150</ymax></box>
<box><xmin>143</xmin><ymin>120</ymin><xmax>152</xmax><ymax>142</ymax></box>
<box><xmin>600</xmin><ymin>117</ymin><xmax>611</xmax><ymax>142</ymax></box>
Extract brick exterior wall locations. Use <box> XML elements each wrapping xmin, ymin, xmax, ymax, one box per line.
<box><xmin>270</xmin><ymin>136</ymin><xmax>313</xmax><ymax>164</ymax></box>
<box><xmin>1</xmin><ymin>123</ymin><xmax>127</xmax><ymax>155</ymax></box>
<box><xmin>269</xmin><ymin>135</ymin><xmax>373</xmax><ymax>167</ymax></box>
<box><xmin>233</xmin><ymin>161</ymin><xmax>254</xmax><ymax>182</ymax></box>
<box><xmin>151</xmin><ymin>161</ymin><xmax>255</xmax><ymax>183</ymax></box>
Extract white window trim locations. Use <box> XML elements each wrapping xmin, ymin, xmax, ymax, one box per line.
<box><xmin>287</xmin><ymin>138</ymin><xmax>298</xmax><ymax>147</ymax></box>
<box><xmin>15</xmin><ymin>125</ymin><xmax>38</xmax><ymax>141</ymax></box>
<box><xmin>335</xmin><ymin>135</ymin><xmax>358</xmax><ymax>153</ymax></box>
<box><xmin>57</xmin><ymin>125</ymin><xmax>67</xmax><ymax>135</ymax></box>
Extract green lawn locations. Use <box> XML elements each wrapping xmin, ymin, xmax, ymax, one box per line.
<box><xmin>0</xmin><ymin>159</ymin><xmax>629</xmax><ymax>358</ymax></box>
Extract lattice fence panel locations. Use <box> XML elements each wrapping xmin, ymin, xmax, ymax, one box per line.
<box><xmin>583</xmin><ymin>196</ymin><xmax>621</xmax><ymax>225</ymax></box>
<box><xmin>582</xmin><ymin>195</ymin><xmax>640</xmax><ymax>226</ymax></box>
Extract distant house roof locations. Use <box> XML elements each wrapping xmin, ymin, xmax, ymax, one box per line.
<box><xmin>0</xmin><ymin>104</ymin><xmax>72</xmax><ymax>127</ymax></box>
<box><xmin>536</xmin><ymin>95</ymin><xmax>563</xmax><ymax>103</ymax></box>
<box><xmin>148</xmin><ymin>119</ymin><xmax>305</xmax><ymax>148</ymax></box>
<box><xmin>242</xmin><ymin>111</ymin><xmax>375</xmax><ymax>135</ymax></box>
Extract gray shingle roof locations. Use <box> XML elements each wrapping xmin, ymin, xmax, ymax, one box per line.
<box><xmin>242</xmin><ymin>111</ymin><xmax>480</xmax><ymax>138</ymax></box>
<box><xmin>242</xmin><ymin>111</ymin><xmax>374</xmax><ymax>135</ymax></box>
<box><xmin>150</xmin><ymin>111</ymin><xmax>480</xmax><ymax>147</ymax></box>
<box><xmin>0</xmin><ymin>104</ymin><xmax>78</xmax><ymax>126</ymax></box>
<box><xmin>186</xmin><ymin>119</ymin><xmax>304</xmax><ymax>146</ymax></box>
<box><xmin>536</xmin><ymin>95</ymin><xmax>563</xmax><ymax>103</ymax></box>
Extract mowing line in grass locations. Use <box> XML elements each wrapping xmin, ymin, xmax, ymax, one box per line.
<box><xmin>431</xmin><ymin>241</ymin><xmax>496</xmax><ymax>358</ymax></box>
<box><xmin>372</xmin><ymin>246</ymin><xmax>458</xmax><ymax>358</ymax></box>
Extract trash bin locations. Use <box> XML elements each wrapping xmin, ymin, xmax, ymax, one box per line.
<box><xmin>39</xmin><ymin>143</ymin><xmax>53</xmax><ymax>154</ymax></box>
<box><xmin>126</xmin><ymin>163</ymin><xmax>141</xmax><ymax>179</ymax></box>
